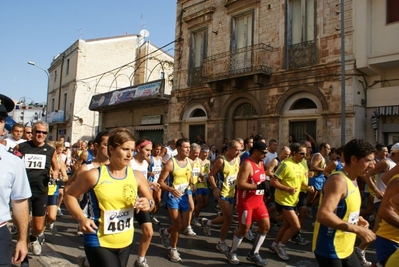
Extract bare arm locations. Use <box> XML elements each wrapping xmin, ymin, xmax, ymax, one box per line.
<box><xmin>64</xmin><ymin>168</ymin><xmax>98</xmax><ymax>233</ymax></box>
<box><xmin>10</xmin><ymin>199</ymin><xmax>29</xmax><ymax>264</ymax></box>
<box><xmin>158</xmin><ymin>159</ymin><xmax>182</xmax><ymax>198</ymax></box>
<box><xmin>310</xmin><ymin>154</ymin><xmax>324</xmax><ymax>172</ymax></box>
<box><xmin>265</xmin><ymin>159</ymin><xmax>277</xmax><ymax>177</ymax></box>
<box><xmin>270</xmin><ymin>176</ymin><xmax>296</xmax><ymax>195</ymax></box>
<box><xmin>51</xmin><ymin>151</ymin><xmax>59</xmax><ymax>179</ymax></box>
<box><xmin>134</xmin><ymin>170</ymin><xmax>154</xmax><ymax>212</ymax></box>
<box><xmin>378</xmin><ymin>178</ymin><xmax>399</xmax><ymax>229</ymax></box>
<box><xmin>208</xmin><ymin>157</ymin><xmax>223</xmax><ymax>199</ymax></box>
<box><xmin>382</xmin><ymin>164</ymin><xmax>399</xmax><ymax>185</ymax></box>
<box><xmin>363</xmin><ymin>160</ymin><xmax>389</xmax><ymax>199</ymax></box>
<box><xmin>323</xmin><ymin>161</ymin><xmax>337</xmax><ymax>177</ymax></box>
<box><xmin>316</xmin><ymin>174</ymin><xmax>375</xmax><ymax>243</ymax></box>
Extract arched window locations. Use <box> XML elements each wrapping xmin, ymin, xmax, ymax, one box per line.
<box><xmin>290</xmin><ymin>98</ymin><xmax>317</xmax><ymax>110</ymax></box>
<box><xmin>191</xmin><ymin>108</ymin><xmax>206</xmax><ymax>117</ymax></box>
<box><xmin>234</xmin><ymin>103</ymin><xmax>257</xmax><ymax>117</ymax></box>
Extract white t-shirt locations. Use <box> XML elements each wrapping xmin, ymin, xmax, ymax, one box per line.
<box><xmin>4</xmin><ymin>137</ymin><xmax>26</xmax><ymax>150</ymax></box>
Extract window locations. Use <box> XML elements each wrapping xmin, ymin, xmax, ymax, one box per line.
<box><xmin>231</xmin><ymin>11</ymin><xmax>254</xmax><ymax>72</ymax></box>
<box><xmin>387</xmin><ymin>0</ymin><xmax>399</xmax><ymax>23</ymax></box>
<box><xmin>290</xmin><ymin>98</ymin><xmax>317</xmax><ymax>110</ymax></box>
<box><xmin>289</xmin><ymin>120</ymin><xmax>316</xmax><ymax>143</ymax></box>
<box><xmin>234</xmin><ymin>103</ymin><xmax>257</xmax><ymax>117</ymax></box>
<box><xmin>66</xmin><ymin>58</ymin><xmax>70</xmax><ymax>75</ymax></box>
<box><xmin>54</xmin><ymin>70</ymin><xmax>57</xmax><ymax>82</ymax></box>
<box><xmin>287</xmin><ymin>0</ymin><xmax>316</xmax><ymax>69</ymax></box>
<box><xmin>51</xmin><ymin>98</ymin><xmax>55</xmax><ymax>112</ymax></box>
<box><xmin>188</xmin><ymin>28</ymin><xmax>207</xmax><ymax>86</ymax></box>
<box><xmin>63</xmin><ymin>93</ymin><xmax>67</xmax><ymax>111</ymax></box>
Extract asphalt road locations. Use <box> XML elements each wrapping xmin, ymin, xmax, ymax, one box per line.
<box><xmin>14</xmin><ymin>200</ymin><xmax>378</xmax><ymax>267</ymax></box>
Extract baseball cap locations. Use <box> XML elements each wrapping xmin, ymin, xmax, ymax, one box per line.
<box><xmin>64</xmin><ymin>142</ymin><xmax>70</xmax><ymax>148</ymax></box>
<box><xmin>391</xmin><ymin>143</ymin><xmax>399</xmax><ymax>153</ymax></box>
<box><xmin>252</xmin><ymin>141</ymin><xmax>268</xmax><ymax>153</ymax></box>
<box><xmin>0</xmin><ymin>94</ymin><xmax>15</xmax><ymax>117</ymax></box>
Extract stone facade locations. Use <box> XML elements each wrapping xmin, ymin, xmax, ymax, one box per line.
<box><xmin>168</xmin><ymin>0</ymin><xmax>399</xmax><ymax>149</ymax></box>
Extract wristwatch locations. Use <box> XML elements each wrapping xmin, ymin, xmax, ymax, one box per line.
<box><xmin>148</xmin><ymin>199</ymin><xmax>154</xmax><ymax>209</ymax></box>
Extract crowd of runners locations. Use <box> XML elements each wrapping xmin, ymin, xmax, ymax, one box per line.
<box><xmin>1</xmin><ymin>92</ymin><xmax>399</xmax><ymax>267</ymax></box>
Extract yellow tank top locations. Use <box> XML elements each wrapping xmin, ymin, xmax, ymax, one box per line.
<box><xmin>197</xmin><ymin>160</ymin><xmax>210</xmax><ymax>189</ymax></box>
<box><xmin>171</xmin><ymin>157</ymin><xmax>192</xmax><ymax>194</ymax></box>
<box><xmin>86</xmin><ymin>165</ymin><xmax>137</xmax><ymax>248</ymax></box>
<box><xmin>220</xmin><ymin>155</ymin><xmax>239</xmax><ymax>198</ymax></box>
<box><xmin>312</xmin><ymin>171</ymin><xmax>361</xmax><ymax>259</ymax></box>
<box><xmin>376</xmin><ymin>174</ymin><xmax>399</xmax><ymax>243</ymax></box>
<box><xmin>191</xmin><ymin>158</ymin><xmax>201</xmax><ymax>185</ymax></box>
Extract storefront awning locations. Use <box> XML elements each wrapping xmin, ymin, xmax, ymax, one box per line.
<box><xmin>135</xmin><ymin>125</ymin><xmax>164</xmax><ymax>131</ymax></box>
<box><xmin>371</xmin><ymin>105</ymin><xmax>399</xmax><ymax>130</ymax></box>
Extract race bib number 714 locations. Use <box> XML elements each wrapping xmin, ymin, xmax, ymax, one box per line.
<box><xmin>24</xmin><ymin>154</ymin><xmax>46</xmax><ymax>169</ymax></box>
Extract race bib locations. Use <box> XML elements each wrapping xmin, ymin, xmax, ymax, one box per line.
<box><xmin>152</xmin><ymin>166</ymin><xmax>162</xmax><ymax>176</ymax></box>
<box><xmin>24</xmin><ymin>154</ymin><xmax>46</xmax><ymax>169</ymax></box>
<box><xmin>174</xmin><ymin>183</ymin><xmax>189</xmax><ymax>194</ymax></box>
<box><xmin>104</xmin><ymin>208</ymin><xmax>134</xmax><ymax>234</ymax></box>
<box><xmin>347</xmin><ymin>211</ymin><xmax>359</xmax><ymax>225</ymax></box>
<box><xmin>226</xmin><ymin>175</ymin><xmax>237</xmax><ymax>187</ymax></box>
<box><xmin>192</xmin><ymin>167</ymin><xmax>201</xmax><ymax>178</ymax></box>
<box><xmin>255</xmin><ymin>189</ymin><xmax>264</xmax><ymax>195</ymax></box>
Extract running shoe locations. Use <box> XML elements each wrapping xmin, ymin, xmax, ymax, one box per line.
<box><xmin>37</xmin><ymin>233</ymin><xmax>45</xmax><ymax>245</ymax></box>
<box><xmin>225</xmin><ymin>251</ymin><xmax>240</xmax><ymax>265</ymax></box>
<box><xmin>275</xmin><ymin>244</ymin><xmax>289</xmax><ymax>261</ymax></box>
<box><xmin>183</xmin><ymin>226</ymin><xmax>196</xmax><ymax>237</ymax></box>
<box><xmin>354</xmin><ymin>247</ymin><xmax>372</xmax><ymax>266</ymax></box>
<box><xmin>268</xmin><ymin>243</ymin><xmax>277</xmax><ymax>254</ymax></box>
<box><xmin>246</xmin><ymin>252</ymin><xmax>267</xmax><ymax>266</ymax></box>
<box><xmin>159</xmin><ymin>228</ymin><xmax>170</xmax><ymax>248</ymax></box>
<box><xmin>151</xmin><ymin>216</ymin><xmax>160</xmax><ymax>225</ymax></box>
<box><xmin>201</xmin><ymin>218</ymin><xmax>212</xmax><ymax>236</ymax></box>
<box><xmin>29</xmin><ymin>239</ymin><xmax>42</xmax><ymax>255</ymax></box>
<box><xmin>245</xmin><ymin>229</ymin><xmax>255</xmax><ymax>241</ymax></box>
<box><xmin>49</xmin><ymin>222</ymin><xmax>57</xmax><ymax>235</ymax></box>
<box><xmin>57</xmin><ymin>207</ymin><xmax>64</xmax><ymax>216</ymax></box>
<box><xmin>168</xmin><ymin>249</ymin><xmax>182</xmax><ymax>262</ymax></box>
<box><xmin>216</xmin><ymin>241</ymin><xmax>229</xmax><ymax>253</ymax></box>
<box><xmin>77</xmin><ymin>255</ymin><xmax>90</xmax><ymax>267</ymax></box>
<box><xmin>289</xmin><ymin>234</ymin><xmax>309</xmax><ymax>245</ymax></box>
<box><xmin>134</xmin><ymin>259</ymin><xmax>149</xmax><ymax>267</ymax></box>
<box><xmin>192</xmin><ymin>218</ymin><xmax>201</xmax><ymax>227</ymax></box>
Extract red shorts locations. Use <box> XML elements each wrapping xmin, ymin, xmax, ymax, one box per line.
<box><xmin>237</xmin><ymin>203</ymin><xmax>269</xmax><ymax>225</ymax></box>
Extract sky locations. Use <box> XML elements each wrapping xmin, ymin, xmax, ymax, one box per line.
<box><xmin>0</xmin><ymin>1</ymin><xmax>177</xmax><ymax>104</ymax></box>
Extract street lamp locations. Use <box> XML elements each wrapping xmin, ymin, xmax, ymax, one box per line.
<box><xmin>27</xmin><ymin>61</ymin><xmax>49</xmax><ymax>79</ymax></box>
<box><xmin>27</xmin><ymin>61</ymin><xmax>50</xmax><ymax>125</ymax></box>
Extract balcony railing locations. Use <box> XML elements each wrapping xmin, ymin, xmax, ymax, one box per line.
<box><xmin>288</xmin><ymin>40</ymin><xmax>316</xmax><ymax>69</ymax></box>
<box><xmin>190</xmin><ymin>43</ymin><xmax>273</xmax><ymax>85</ymax></box>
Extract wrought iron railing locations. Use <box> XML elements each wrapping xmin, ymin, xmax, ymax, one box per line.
<box><xmin>288</xmin><ymin>40</ymin><xmax>316</xmax><ymax>69</ymax></box>
<box><xmin>192</xmin><ymin>43</ymin><xmax>272</xmax><ymax>83</ymax></box>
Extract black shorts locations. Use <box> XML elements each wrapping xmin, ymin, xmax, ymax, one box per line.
<box><xmin>275</xmin><ymin>202</ymin><xmax>295</xmax><ymax>213</ymax></box>
<box><xmin>84</xmin><ymin>244</ymin><xmax>132</xmax><ymax>267</ymax></box>
<box><xmin>134</xmin><ymin>210</ymin><xmax>151</xmax><ymax>226</ymax></box>
<box><xmin>30</xmin><ymin>192</ymin><xmax>48</xmax><ymax>217</ymax></box>
<box><xmin>47</xmin><ymin>195</ymin><xmax>59</xmax><ymax>206</ymax></box>
<box><xmin>58</xmin><ymin>180</ymin><xmax>65</xmax><ymax>189</ymax></box>
<box><xmin>296</xmin><ymin>192</ymin><xmax>307</xmax><ymax>208</ymax></box>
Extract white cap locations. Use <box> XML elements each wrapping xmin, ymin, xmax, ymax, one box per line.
<box><xmin>64</xmin><ymin>142</ymin><xmax>70</xmax><ymax>148</ymax></box>
<box><xmin>391</xmin><ymin>143</ymin><xmax>399</xmax><ymax>153</ymax></box>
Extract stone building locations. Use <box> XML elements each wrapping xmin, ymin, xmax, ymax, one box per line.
<box><xmin>168</xmin><ymin>0</ymin><xmax>399</xmax><ymax>149</ymax></box>
<box><xmin>46</xmin><ymin>34</ymin><xmax>173</xmax><ymax>144</ymax></box>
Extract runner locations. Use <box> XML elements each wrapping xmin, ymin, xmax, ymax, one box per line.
<box><xmin>64</xmin><ymin>128</ymin><xmax>153</xmax><ymax>267</ymax></box>
<box><xmin>200</xmin><ymin>139</ymin><xmax>241</xmax><ymax>253</ymax></box>
<box><xmin>16</xmin><ymin>121</ymin><xmax>59</xmax><ymax>266</ymax></box>
<box><xmin>226</xmin><ymin>141</ymin><xmax>270</xmax><ymax>266</ymax></box>
<box><xmin>313</xmin><ymin>138</ymin><xmax>376</xmax><ymax>267</ymax></box>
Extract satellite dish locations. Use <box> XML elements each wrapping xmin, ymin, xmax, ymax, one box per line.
<box><xmin>140</xmin><ymin>29</ymin><xmax>150</xmax><ymax>38</ymax></box>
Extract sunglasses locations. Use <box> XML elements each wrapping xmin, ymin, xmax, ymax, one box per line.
<box><xmin>34</xmin><ymin>130</ymin><xmax>48</xmax><ymax>135</ymax></box>
<box><xmin>25</xmin><ymin>132</ymin><xmax>32</xmax><ymax>134</ymax></box>
<box><xmin>298</xmin><ymin>152</ymin><xmax>306</xmax><ymax>155</ymax></box>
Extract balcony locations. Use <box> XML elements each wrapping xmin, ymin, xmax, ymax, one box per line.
<box><xmin>46</xmin><ymin>110</ymin><xmax>69</xmax><ymax>125</ymax></box>
<box><xmin>288</xmin><ymin>40</ymin><xmax>316</xmax><ymax>69</ymax></box>
<box><xmin>195</xmin><ymin>43</ymin><xmax>273</xmax><ymax>86</ymax></box>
